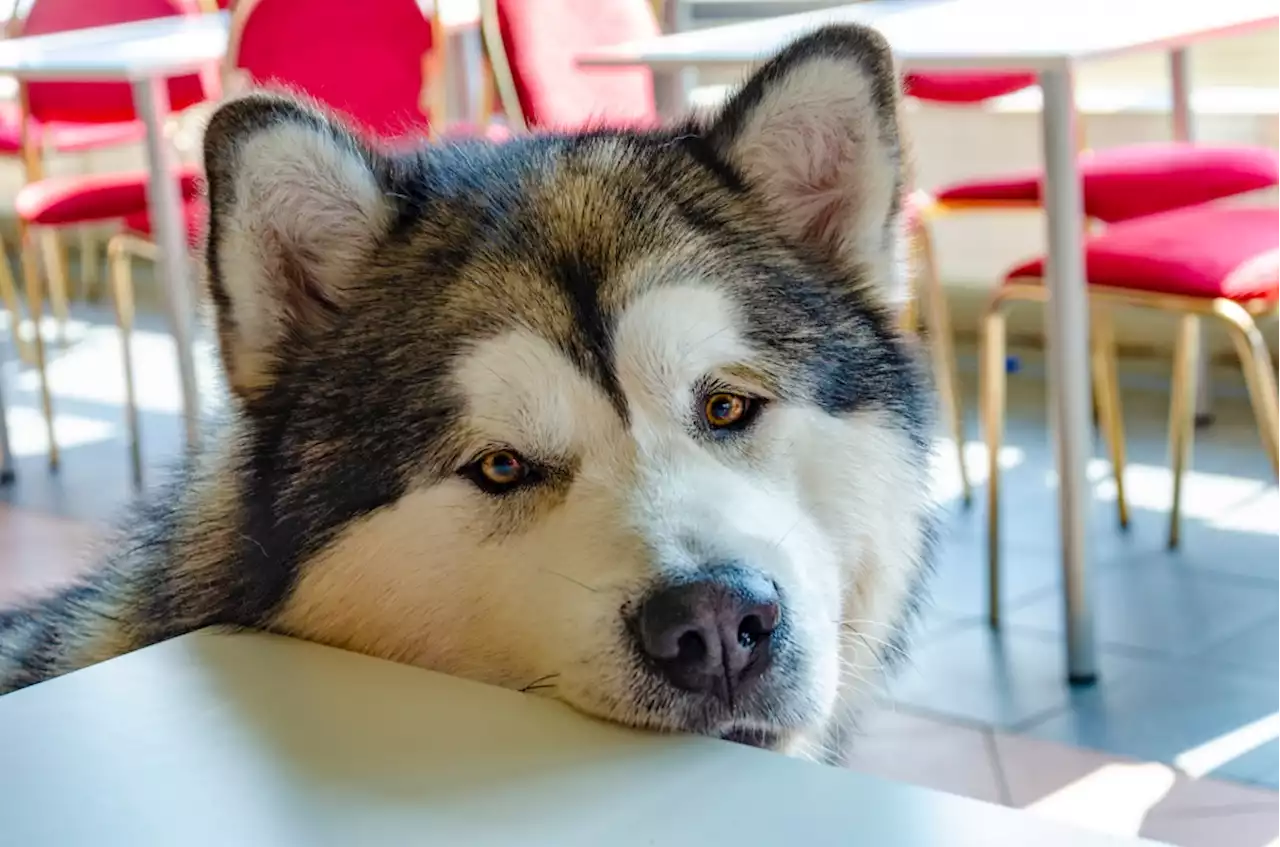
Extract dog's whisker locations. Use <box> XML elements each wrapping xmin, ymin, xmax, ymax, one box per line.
<box><xmin>518</xmin><ymin>673</ymin><xmax>562</xmax><ymax>693</ymax></box>
<box><xmin>538</xmin><ymin>568</ymin><xmax>601</xmax><ymax>594</ymax></box>
<box><xmin>769</xmin><ymin>518</ymin><xmax>803</xmax><ymax>552</ymax></box>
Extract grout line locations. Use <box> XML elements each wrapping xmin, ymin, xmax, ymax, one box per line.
<box><xmin>1156</xmin><ymin>802</ymin><xmax>1280</xmax><ymax>820</ymax></box>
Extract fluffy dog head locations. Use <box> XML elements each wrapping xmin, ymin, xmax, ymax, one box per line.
<box><xmin>201</xmin><ymin>25</ymin><xmax>933</xmax><ymax>760</ymax></box>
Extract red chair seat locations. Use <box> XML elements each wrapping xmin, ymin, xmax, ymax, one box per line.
<box><xmin>904</xmin><ymin>71</ymin><xmax>1037</xmax><ymax>104</ymax></box>
<box><xmin>1005</xmin><ymin>206</ymin><xmax>1279</xmax><ymax>302</ymax></box>
<box><xmin>121</xmin><ymin>198</ymin><xmax>206</xmax><ymax>248</ymax></box>
<box><xmin>0</xmin><ymin>100</ymin><xmax>146</xmax><ymax>154</ymax></box>
<box><xmin>936</xmin><ymin>143</ymin><xmax>1279</xmax><ymax>223</ymax></box>
<box><xmin>15</xmin><ymin>166</ymin><xmax>204</xmax><ymax>226</ymax></box>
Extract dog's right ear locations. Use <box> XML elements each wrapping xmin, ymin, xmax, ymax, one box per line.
<box><xmin>202</xmin><ymin>92</ymin><xmax>395</xmax><ymax>401</ymax></box>
<box><xmin>700</xmin><ymin>25</ymin><xmax>907</xmax><ymax>302</ymax></box>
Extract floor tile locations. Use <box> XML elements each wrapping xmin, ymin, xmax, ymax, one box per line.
<box><xmin>1021</xmin><ymin>662</ymin><xmax>1278</xmax><ymax>788</ymax></box>
<box><xmin>885</xmin><ymin>624</ymin><xmax>1155</xmax><ymax>729</ymax></box>
<box><xmin>0</xmin><ymin>505</ymin><xmax>101</xmax><ymax>606</ymax></box>
<box><xmin>1198</xmin><ymin>616</ymin><xmax>1279</xmax><ymax>677</ymax></box>
<box><xmin>1007</xmin><ymin>559</ymin><xmax>1278</xmax><ymax>658</ymax></box>
<box><xmin>1139</xmin><ymin>807</ymin><xmax>1279</xmax><ymax>847</ymax></box>
<box><xmin>1157</xmin><ymin>532</ymin><xmax>1280</xmax><ymax>591</ymax></box>
<box><xmin>995</xmin><ymin>731</ymin><xmax>1278</xmax><ymax>813</ymax></box>
<box><xmin>925</xmin><ymin>525</ymin><xmax>1061</xmax><ymax>621</ymax></box>
<box><xmin>845</xmin><ymin>706</ymin><xmax>1006</xmax><ymax>804</ymax></box>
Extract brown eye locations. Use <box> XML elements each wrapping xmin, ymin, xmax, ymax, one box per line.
<box><xmin>480</xmin><ymin>450</ymin><xmax>526</xmax><ymax>485</ymax></box>
<box><xmin>461</xmin><ymin>449</ymin><xmax>539</xmax><ymax>494</ymax></box>
<box><xmin>704</xmin><ymin>392</ymin><xmax>752</xmax><ymax>429</ymax></box>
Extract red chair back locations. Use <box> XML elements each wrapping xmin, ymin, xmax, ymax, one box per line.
<box><xmin>487</xmin><ymin>0</ymin><xmax>658</xmax><ymax>131</ymax></box>
<box><xmin>228</xmin><ymin>0</ymin><xmax>434</xmax><ymax>142</ymax></box>
<box><xmin>22</xmin><ymin>0</ymin><xmax>210</xmax><ymax>124</ymax></box>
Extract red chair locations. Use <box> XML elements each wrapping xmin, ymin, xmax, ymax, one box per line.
<box><xmin>980</xmin><ymin>205</ymin><xmax>1279</xmax><ymax>625</ymax></box>
<box><xmin>899</xmin><ymin>70</ymin><xmax>1278</xmax><ymax>508</ymax></box>
<box><xmin>106</xmin><ymin>0</ymin><xmax>438</xmax><ymax>482</ymax></box>
<box><xmin>0</xmin><ymin>0</ymin><xmax>190</xmax><ymax>354</ymax></box>
<box><xmin>1</xmin><ymin>0</ymin><xmax>214</xmax><ymax>474</ymax></box>
<box><xmin>222</xmin><ymin>0</ymin><xmax>435</xmax><ymax>140</ymax></box>
<box><xmin>481</xmin><ymin>0</ymin><xmax>660</xmax><ymax>132</ymax></box>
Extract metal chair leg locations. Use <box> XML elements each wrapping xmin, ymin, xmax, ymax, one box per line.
<box><xmin>1212</xmin><ymin>299</ymin><xmax>1280</xmax><ymax>477</ymax></box>
<box><xmin>18</xmin><ymin>222</ymin><xmax>56</xmax><ymax>471</ymax></box>
<box><xmin>38</xmin><ymin>229</ymin><xmax>71</xmax><ymax>346</ymax></box>
<box><xmin>0</xmin><ymin>232</ymin><xmax>27</xmax><ymax>362</ymax></box>
<box><xmin>79</xmin><ymin>228</ymin><xmax>101</xmax><ymax>302</ymax></box>
<box><xmin>1167</xmin><ymin>314</ymin><xmax>1200</xmax><ymax>549</ymax></box>
<box><xmin>980</xmin><ymin>296</ymin><xmax>1010</xmax><ymax>628</ymax></box>
<box><xmin>107</xmin><ymin>233</ymin><xmax>144</xmax><ymax>487</ymax></box>
<box><xmin>915</xmin><ymin>222</ymin><xmax>972</xmax><ymax>508</ymax></box>
<box><xmin>1089</xmin><ymin>306</ymin><xmax>1129</xmax><ymax>529</ymax></box>
<box><xmin>0</xmin><ymin>365</ymin><xmax>14</xmax><ymax>484</ymax></box>
<box><xmin>898</xmin><ymin>292</ymin><xmax>919</xmax><ymax>336</ymax></box>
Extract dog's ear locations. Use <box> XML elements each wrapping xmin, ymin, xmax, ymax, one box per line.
<box><xmin>702</xmin><ymin>26</ymin><xmax>907</xmax><ymax>299</ymax></box>
<box><xmin>202</xmin><ymin>92</ymin><xmax>395</xmax><ymax>400</ymax></box>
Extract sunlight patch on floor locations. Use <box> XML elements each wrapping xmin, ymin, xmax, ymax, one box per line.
<box><xmin>1025</xmin><ymin>761</ymin><xmax>1178</xmax><ymax>837</ymax></box>
<box><xmin>1176</xmin><ymin>713</ymin><xmax>1280</xmax><ymax>780</ymax></box>
<box><xmin>1100</xmin><ymin>463</ymin><xmax>1279</xmax><ymax>534</ymax></box>
<box><xmin>6</xmin><ymin>321</ymin><xmax>223</xmax><ymax>416</ymax></box>
<box><xmin>4</xmin><ymin>406</ymin><xmax>115</xmax><ymax>457</ymax></box>
<box><xmin>930</xmin><ymin>439</ymin><xmax>1025</xmax><ymax>502</ymax></box>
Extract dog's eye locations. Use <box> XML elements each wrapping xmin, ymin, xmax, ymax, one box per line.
<box><xmin>462</xmin><ymin>449</ymin><xmax>537</xmax><ymax>494</ymax></box>
<box><xmin>703</xmin><ymin>392</ymin><xmax>760</xmax><ymax>431</ymax></box>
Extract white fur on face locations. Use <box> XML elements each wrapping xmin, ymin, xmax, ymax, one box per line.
<box><xmin>275</xmin><ymin>281</ymin><xmax>929</xmax><ymax>756</ymax></box>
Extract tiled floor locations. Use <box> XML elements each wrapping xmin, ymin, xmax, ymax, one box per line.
<box><xmin>2</xmin><ymin>309</ymin><xmax>1277</xmax><ymax>847</ymax></box>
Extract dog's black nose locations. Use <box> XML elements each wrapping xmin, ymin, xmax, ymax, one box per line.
<box><xmin>634</xmin><ymin>565</ymin><xmax>781</xmax><ymax>702</ymax></box>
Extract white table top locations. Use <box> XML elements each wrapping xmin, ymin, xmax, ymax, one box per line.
<box><xmin>0</xmin><ymin>12</ymin><xmax>228</xmax><ymax>81</ymax></box>
<box><xmin>580</xmin><ymin>0</ymin><xmax>1279</xmax><ymax>72</ymax></box>
<box><xmin>0</xmin><ymin>1</ymin><xmax>480</xmax><ymax>82</ymax></box>
<box><xmin>0</xmin><ymin>630</ymin><xmax>1168</xmax><ymax>847</ymax></box>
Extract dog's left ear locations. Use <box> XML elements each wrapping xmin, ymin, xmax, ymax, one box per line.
<box><xmin>703</xmin><ymin>25</ymin><xmax>906</xmax><ymax>295</ymax></box>
<box><xmin>201</xmin><ymin>92</ymin><xmax>395</xmax><ymax>400</ymax></box>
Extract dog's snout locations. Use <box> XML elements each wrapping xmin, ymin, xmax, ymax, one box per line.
<box><xmin>634</xmin><ymin>565</ymin><xmax>780</xmax><ymax>702</ymax></box>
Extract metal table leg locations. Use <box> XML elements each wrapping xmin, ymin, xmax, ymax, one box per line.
<box><xmin>1169</xmin><ymin>47</ymin><xmax>1215</xmax><ymax>424</ymax></box>
<box><xmin>1040</xmin><ymin>66</ymin><xmax>1098</xmax><ymax>685</ymax></box>
<box><xmin>133</xmin><ymin>76</ymin><xmax>200</xmax><ymax>449</ymax></box>
<box><xmin>653</xmin><ymin>0</ymin><xmax>693</xmax><ymax>119</ymax></box>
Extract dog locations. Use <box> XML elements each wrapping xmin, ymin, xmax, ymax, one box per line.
<box><xmin>0</xmin><ymin>24</ymin><xmax>935</xmax><ymax>764</ymax></box>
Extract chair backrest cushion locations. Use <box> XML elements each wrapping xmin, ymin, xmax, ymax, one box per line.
<box><xmin>228</xmin><ymin>0</ymin><xmax>434</xmax><ymax>142</ymax></box>
<box><xmin>492</xmin><ymin>0</ymin><xmax>658</xmax><ymax>131</ymax></box>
